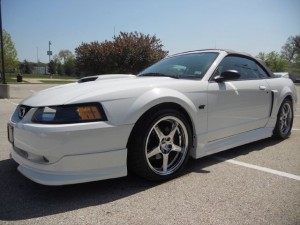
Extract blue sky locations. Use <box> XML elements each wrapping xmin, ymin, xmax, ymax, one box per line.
<box><xmin>3</xmin><ymin>0</ymin><xmax>300</xmax><ymax>63</ymax></box>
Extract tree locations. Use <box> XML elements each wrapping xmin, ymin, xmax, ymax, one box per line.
<box><xmin>0</xmin><ymin>30</ymin><xmax>18</xmax><ymax>73</ymax></box>
<box><xmin>48</xmin><ymin>60</ymin><xmax>56</xmax><ymax>74</ymax></box>
<box><xmin>58</xmin><ymin>49</ymin><xmax>73</xmax><ymax>63</ymax></box>
<box><xmin>75</xmin><ymin>31</ymin><xmax>168</xmax><ymax>75</ymax></box>
<box><xmin>53</xmin><ymin>50</ymin><xmax>75</xmax><ymax>76</ymax></box>
<box><xmin>23</xmin><ymin>60</ymin><xmax>32</xmax><ymax>74</ymax></box>
<box><xmin>64</xmin><ymin>56</ymin><xmax>76</xmax><ymax>75</ymax></box>
<box><xmin>256</xmin><ymin>51</ymin><xmax>288</xmax><ymax>72</ymax></box>
<box><xmin>56</xmin><ymin>61</ymin><xmax>64</xmax><ymax>75</ymax></box>
<box><xmin>281</xmin><ymin>35</ymin><xmax>300</xmax><ymax>64</ymax></box>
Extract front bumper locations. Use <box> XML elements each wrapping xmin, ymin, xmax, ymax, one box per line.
<box><xmin>11</xmin><ymin>146</ymin><xmax>127</xmax><ymax>185</ymax></box>
<box><xmin>9</xmin><ymin>118</ymin><xmax>133</xmax><ymax>185</ymax></box>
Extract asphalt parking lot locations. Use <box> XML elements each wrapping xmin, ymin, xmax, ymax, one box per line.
<box><xmin>0</xmin><ymin>84</ymin><xmax>299</xmax><ymax>225</ymax></box>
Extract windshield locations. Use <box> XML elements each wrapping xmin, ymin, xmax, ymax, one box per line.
<box><xmin>138</xmin><ymin>52</ymin><xmax>219</xmax><ymax>79</ymax></box>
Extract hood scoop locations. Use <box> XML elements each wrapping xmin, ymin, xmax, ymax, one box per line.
<box><xmin>78</xmin><ymin>74</ymin><xmax>136</xmax><ymax>83</ymax></box>
<box><xmin>78</xmin><ymin>76</ymin><xmax>98</xmax><ymax>83</ymax></box>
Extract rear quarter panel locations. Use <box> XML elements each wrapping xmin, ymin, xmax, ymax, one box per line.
<box><xmin>265</xmin><ymin>77</ymin><xmax>297</xmax><ymax>128</ymax></box>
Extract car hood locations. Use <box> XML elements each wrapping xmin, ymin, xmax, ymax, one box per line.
<box><xmin>21</xmin><ymin>75</ymin><xmax>196</xmax><ymax>107</ymax></box>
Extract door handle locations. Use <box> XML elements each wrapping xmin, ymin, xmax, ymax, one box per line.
<box><xmin>259</xmin><ymin>86</ymin><xmax>266</xmax><ymax>90</ymax></box>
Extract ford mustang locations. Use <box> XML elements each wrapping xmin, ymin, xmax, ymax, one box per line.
<box><xmin>7</xmin><ymin>49</ymin><xmax>297</xmax><ymax>185</ymax></box>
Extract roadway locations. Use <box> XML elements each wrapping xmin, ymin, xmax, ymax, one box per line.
<box><xmin>0</xmin><ymin>83</ymin><xmax>299</xmax><ymax>225</ymax></box>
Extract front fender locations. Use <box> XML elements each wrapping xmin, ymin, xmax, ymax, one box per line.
<box><xmin>125</xmin><ymin>88</ymin><xmax>199</xmax><ymax>125</ymax></box>
<box><xmin>101</xmin><ymin>87</ymin><xmax>207</xmax><ymax>136</ymax></box>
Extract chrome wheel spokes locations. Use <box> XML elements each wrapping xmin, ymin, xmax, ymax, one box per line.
<box><xmin>145</xmin><ymin>116</ymin><xmax>189</xmax><ymax>176</ymax></box>
<box><xmin>279</xmin><ymin>102</ymin><xmax>292</xmax><ymax>135</ymax></box>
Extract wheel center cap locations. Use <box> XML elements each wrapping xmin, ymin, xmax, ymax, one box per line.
<box><xmin>161</xmin><ymin>139</ymin><xmax>173</xmax><ymax>154</ymax></box>
<box><xmin>160</xmin><ymin>137</ymin><xmax>173</xmax><ymax>154</ymax></box>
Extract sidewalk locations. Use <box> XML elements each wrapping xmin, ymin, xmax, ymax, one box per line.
<box><xmin>22</xmin><ymin>78</ymin><xmax>43</xmax><ymax>84</ymax></box>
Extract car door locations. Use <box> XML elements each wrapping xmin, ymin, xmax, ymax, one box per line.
<box><xmin>206</xmin><ymin>55</ymin><xmax>272</xmax><ymax>141</ymax></box>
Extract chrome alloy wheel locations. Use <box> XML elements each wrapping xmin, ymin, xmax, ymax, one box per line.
<box><xmin>145</xmin><ymin>116</ymin><xmax>189</xmax><ymax>176</ymax></box>
<box><xmin>279</xmin><ymin>102</ymin><xmax>292</xmax><ymax>135</ymax></box>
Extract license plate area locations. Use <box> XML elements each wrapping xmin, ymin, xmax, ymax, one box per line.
<box><xmin>7</xmin><ymin>124</ymin><xmax>14</xmax><ymax>144</ymax></box>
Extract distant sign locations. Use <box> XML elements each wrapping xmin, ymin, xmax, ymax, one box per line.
<box><xmin>47</xmin><ymin>51</ymin><xmax>52</xmax><ymax>55</ymax></box>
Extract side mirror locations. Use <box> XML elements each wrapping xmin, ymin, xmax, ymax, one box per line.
<box><xmin>214</xmin><ymin>70</ymin><xmax>240</xmax><ymax>82</ymax></box>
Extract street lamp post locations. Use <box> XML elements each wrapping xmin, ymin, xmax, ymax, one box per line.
<box><xmin>0</xmin><ymin>0</ymin><xmax>9</xmax><ymax>98</ymax></box>
<box><xmin>0</xmin><ymin>0</ymin><xmax>6</xmax><ymax>84</ymax></box>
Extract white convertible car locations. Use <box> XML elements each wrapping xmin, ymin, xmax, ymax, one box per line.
<box><xmin>8</xmin><ymin>49</ymin><xmax>297</xmax><ymax>185</ymax></box>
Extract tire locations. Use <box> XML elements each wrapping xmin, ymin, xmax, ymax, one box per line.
<box><xmin>273</xmin><ymin>98</ymin><xmax>293</xmax><ymax>139</ymax></box>
<box><xmin>127</xmin><ymin>108</ymin><xmax>192</xmax><ymax>181</ymax></box>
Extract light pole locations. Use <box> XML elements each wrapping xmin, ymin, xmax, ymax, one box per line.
<box><xmin>0</xmin><ymin>0</ymin><xmax>6</xmax><ymax>84</ymax></box>
<box><xmin>0</xmin><ymin>0</ymin><xmax>9</xmax><ymax>99</ymax></box>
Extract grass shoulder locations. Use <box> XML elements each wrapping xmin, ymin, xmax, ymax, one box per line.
<box><xmin>6</xmin><ymin>73</ymin><xmax>78</xmax><ymax>84</ymax></box>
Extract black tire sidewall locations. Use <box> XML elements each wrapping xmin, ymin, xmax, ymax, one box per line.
<box><xmin>128</xmin><ymin>108</ymin><xmax>192</xmax><ymax>181</ymax></box>
<box><xmin>273</xmin><ymin>99</ymin><xmax>293</xmax><ymax>139</ymax></box>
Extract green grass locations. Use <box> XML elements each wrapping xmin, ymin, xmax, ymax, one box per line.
<box><xmin>5</xmin><ymin>73</ymin><xmax>77</xmax><ymax>84</ymax></box>
<box><xmin>40</xmin><ymin>80</ymin><xmax>76</xmax><ymax>84</ymax></box>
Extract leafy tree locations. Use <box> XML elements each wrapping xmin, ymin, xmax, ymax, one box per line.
<box><xmin>75</xmin><ymin>31</ymin><xmax>168</xmax><ymax>75</ymax></box>
<box><xmin>53</xmin><ymin>50</ymin><xmax>75</xmax><ymax>76</ymax></box>
<box><xmin>281</xmin><ymin>35</ymin><xmax>300</xmax><ymax>63</ymax></box>
<box><xmin>56</xmin><ymin>61</ymin><xmax>64</xmax><ymax>75</ymax></box>
<box><xmin>58</xmin><ymin>49</ymin><xmax>73</xmax><ymax>63</ymax></box>
<box><xmin>75</xmin><ymin>41</ymin><xmax>107</xmax><ymax>75</ymax></box>
<box><xmin>0</xmin><ymin>30</ymin><xmax>18</xmax><ymax>73</ymax></box>
<box><xmin>24</xmin><ymin>60</ymin><xmax>32</xmax><ymax>74</ymax></box>
<box><xmin>48</xmin><ymin>60</ymin><xmax>56</xmax><ymax>74</ymax></box>
<box><xmin>256</xmin><ymin>51</ymin><xmax>288</xmax><ymax>72</ymax></box>
<box><xmin>53</xmin><ymin>54</ymin><xmax>60</xmax><ymax>63</ymax></box>
<box><xmin>19</xmin><ymin>60</ymin><xmax>33</xmax><ymax>74</ymax></box>
<box><xmin>64</xmin><ymin>56</ymin><xmax>76</xmax><ymax>75</ymax></box>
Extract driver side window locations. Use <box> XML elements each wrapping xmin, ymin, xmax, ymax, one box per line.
<box><xmin>214</xmin><ymin>56</ymin><xmax>267</xmax><ymax>80</ymax></box>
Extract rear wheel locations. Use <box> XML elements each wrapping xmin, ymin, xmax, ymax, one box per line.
<box><xmin>127</xmin><ymin>108</ymin><xmax>192</xmax><ymax>181</ymax></box>
<box><xmin>273</xmin><ymin>99</ymin><xmax>293</xmax><ymax>139</ymax></box>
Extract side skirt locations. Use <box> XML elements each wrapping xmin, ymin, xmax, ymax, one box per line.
<box><xmin>191</xmin><ymin>127</ymin><xmax>273</xmax><ymax>159</ymax></box>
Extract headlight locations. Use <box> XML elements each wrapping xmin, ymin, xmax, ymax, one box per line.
<box><xmin>32</xmin><ymin>103</ymin><xmax>107</xmax><ymax>124</ymax></box>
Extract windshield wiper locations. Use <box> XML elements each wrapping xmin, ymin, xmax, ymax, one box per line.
<box><xmin>138</xmin><ymin>72</ymin><xmax>180</xmax><ymax>79</ymax></box>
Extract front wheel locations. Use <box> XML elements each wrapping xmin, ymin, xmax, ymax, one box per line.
<box><xmin>127</xmin><ymin>108</ymin><xmax>192</xmax><ymax>181</ymax></box>
<box><xmin>273</xmin><ymin>98</ymin><xmax>293</xmax><ymax>139</ymax></box>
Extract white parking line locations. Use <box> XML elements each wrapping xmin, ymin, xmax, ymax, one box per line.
<box><xmin>292</xmin><ymin>128</ymin><xmax>300</xmax><ymax>131</ymax></box>
<box><xmin>213</xmin><ymin>156</ymin><xmax>300</xmax><ymax>181</ymax></box>
<box><xmin>4</xmin><ymin>98</ymin><xmax>18</xmax><ymax>106</ymax></box>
